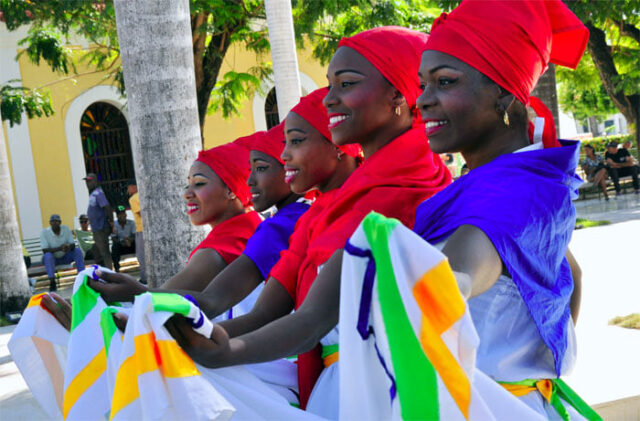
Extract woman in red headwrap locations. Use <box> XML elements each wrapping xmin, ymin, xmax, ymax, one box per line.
<box><xmin>165</xmin><ymin>27</ymin><xmax>451</xmax><ymax>417</ymax></box>
<box><xmin>87</xmin><ymin>137</ymin><xmax>263</xmax><ymax>302</ymax></box>
<box><xmin>393</xmin><ymin>1</ymin><xmax>595</xmax><ymax>419</ymax></box>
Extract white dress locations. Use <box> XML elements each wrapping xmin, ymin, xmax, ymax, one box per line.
<box><xmin>468</xmin><ymin>275</ymin><xmax>585</xmax><ymax>420</ymax></box>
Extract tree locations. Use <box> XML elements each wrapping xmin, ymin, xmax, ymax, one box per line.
<box><xmin>564</xmin><ymin>0</ymin><xmax>640</xmax><ymax>155</ymax></box>
<box><xmin>0</xmin><ymin>1</ymin><xmax>443</xmax><ymax>137</ymax></box>
<box><xmin>0</xmin><ymin>0</ymin><xmax>268</xmax><ymax>138</ymax></box>
<box><xmin>557</xmin><ymin>55</ymin><xmax>618</xmax><ymax>134</ymax></box>
<box><xmin>113</xmin><ymin>0</ymin><xmax>205</xmax><ymax>287</ymax></box>
<box><xmin>0</xmin><ymin>84</ymin><xmax>54</xmax><ymax>314</ymax></box>
<box><xmin>265</xmin><ymin>0</ymin><xmax>301</xmax><ymax>119</ymax></box>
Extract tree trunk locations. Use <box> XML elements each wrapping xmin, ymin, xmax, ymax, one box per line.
<box><xmin>585</xmin><ymin>22</ymin><xmax>639</xmax><ymax>135</ymax></box>
<box><xmin>531</xmin><ymin>64</ymin><xmax>560</xmax><ymax>138</ymax></box>
<box><xmin>0</xmin><ymin>125</ymin><xmax>30</xmax><ymax>314</ymax></box>
<box><xmin>114</xmin><ymin>0</ymin><xmax>205</xmax><ymax>287</ymax></box>
<box><xmin>265</xmin><ymin>0</ymin><xmax>301</xmax><ymax>120</ymax></box>
<box><xmin>192</xmin><ymin>2</ymin><xmax>247</xmax><ymax>141</ymax></box>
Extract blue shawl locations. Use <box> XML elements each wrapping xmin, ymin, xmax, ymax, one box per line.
<box><xmin>413</xmin><ymin>140</ymin><xmax>582</xmax><ymax>376</ymax></box>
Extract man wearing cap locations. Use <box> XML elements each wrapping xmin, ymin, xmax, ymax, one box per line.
<box><xmin>605</xmin><ymin>141</ymin><xmax>640</xmax><ymax>195</ymax></box>
<box><xmin>41</xmin><ymin>214</ymin><xmax>85</xmax><ymax>291</ymax></box>
<box><xmin>84</xmin><ymin>173</ymin><xmax>114</xmax><ymax>269</ymax></box>
<box><xmin>127</xmin><ymin>180</ymin><xmax>146</xmax><ymax>282</ymax></box>
<box><xmin>111</xmin><ymin>205</ymin><xmax>137</xmax><ymax>272</ymax></box>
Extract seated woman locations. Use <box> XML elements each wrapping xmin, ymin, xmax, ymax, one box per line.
<box><xmin>408</xmin><ymin>1</ymin><xmax>595</xmax><ymax>418</ymax></box>
<box><xmin>581</xmin><ymin>144</ymin><xmax>610</xmax><ymax>200</ymax></box>
<box><xmin>164</xmin><ymin>27</ymin><xmax>451</xmax><ymax>418</ymax></box>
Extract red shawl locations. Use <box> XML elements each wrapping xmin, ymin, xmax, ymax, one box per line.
<box><xmin>270</xmin><ymin>126</ymin><xmax>451</xmax><ymax>407</ymax></box>
<box><xmin>188</xmin><ymin>211</ymin><xmax>262</xmax><ymax>264</ymax></box>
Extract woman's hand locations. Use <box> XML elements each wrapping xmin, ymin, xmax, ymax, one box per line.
<box><xmin>88</xmin><ymin>270</ymin><xmax>148</xmax><ymax>303</ymax></box>
<box><xmin>41</xmin><ymin>292</ymin><xmax>72</xmax><ymax>331</ymax></box>
<box><xmin>164</xmin><ymin>315</ymin><xmax>231</xmax><ymax>368</ymax></box>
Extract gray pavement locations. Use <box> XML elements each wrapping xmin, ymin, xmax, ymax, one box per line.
<box><xmin>0</xmin><ymin>197</ymin><xmax>638</xmax><ymax>419</ymax></box>
<box><xmin>574</xmin><ymin>190</ymin><xmax>640</xmax><ymax>224</ymax></box>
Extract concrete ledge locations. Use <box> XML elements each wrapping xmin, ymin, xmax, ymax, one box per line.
<box><xmin>593</xmin><ymin>395</ymin><xmax>640</xmax><ymax>421</ymax></box>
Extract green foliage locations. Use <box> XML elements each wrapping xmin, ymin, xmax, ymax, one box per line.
<box><xmin>292</xmin><ymin>0</ymin><xmax>440</xmax><ymax>65</ymax></box>
<box><xmin>561</xmin><ymin>1</ymin><xmax>640</xmax><ymax>124</ymax></box>
<box><xmin>0</xmin><ymin>83</ymin><xmax>55</xmax><ymax>127</ymax></box>
<box><xmin>17</xmin><ymin>28</ymin><xmax>73</xmax><ymax>74</ymax></box>
<box><xmin>208</xmin><ymin>71</ymin><xmax>260</xmax><ymax>118</ymax></box>
<box><xmin>557</xmin><ymin>54</ymin><xmax>617</xmax><ymax>122</ymax></box>
<box><xmin>581</xmin><ymin>134</ymin><xmax>634</xmax><ymax>153</ymax></box>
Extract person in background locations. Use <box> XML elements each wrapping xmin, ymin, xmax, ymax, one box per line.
<box><xmin>84</xmin><ymin>173</ymin><xmax>114</xmax><ymax>269</ymax></box>
<box><xmin>127</xmin><ymin>180</ymin><xmax>146</xmax><ymax>283</ymax></box>
<box><xmin>605</xmin><ymin>141</ymin><xmax>640</xmax><ymax>195</ymax></box>
<box><xmin>581</xmin><ymin>144</ymin><xmax>610</xmax><ymax>200</ymax></box>
<box><xmin>75</xmin><ymin>214</ymin><xmax>98</xmax><ymax>263</ymax></box>
<box><xmin>41</xmin><ymin>214</ymin><xmax>85</xmax><ymax>291</ymax></box>
<box><xmin>111</xmin><ymin>205</ymin><xmax>136</xmax><ymax>272</ymax></box>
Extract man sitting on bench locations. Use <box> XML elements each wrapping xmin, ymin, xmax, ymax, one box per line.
<box><xmin>41</xmin><ymin>214</ymin><xmax>85</xmax><ymax>291</ymax></box>
<box><xmin>111</xmin><ymin>206</ymin><xmax>136</xmax><ymax>272</ymax></box>
<box><xmin>605</xmin><ymin>141</ymin><xmax>640</xmax><ymax>196</ymax></box>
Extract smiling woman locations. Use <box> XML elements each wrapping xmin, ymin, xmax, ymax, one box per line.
<box><xmin>408</xmin><ymin>0</ymin><xmax>595</xmax><ymax>419</ymax></box>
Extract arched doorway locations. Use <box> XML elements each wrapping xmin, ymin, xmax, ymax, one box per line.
<box><xmin>80</xmin><ymin>102</ymin><xmax>135</xmax><ymax>208</ymax></box>
<box><xmin>264</xmin><ymin>87</ymin><xmax>280</xmax><ymax>129</ymax></box>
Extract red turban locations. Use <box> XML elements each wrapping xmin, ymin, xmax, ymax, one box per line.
<box><xmin>426</xmin><ymin>0</ymin><xmax>588</xmax><ymax>106</ymax></box>
<box><xmin>290</xmin><ymin>87</ymin><xmax>363</xmax><ymax>159</ymax></box>
<box><xmin>338</xmin><ymin>26</ymin><xmax>429</xmax><ymax>108</ymax></box>
<box><xmin>426</xmin><ymin>0</ymin><xmax>588</xmax><ymax>149</ymax></box>
<box><xmin>195</xmin><ymin>137</ymin><xmax>254</xmax><ymax>207</ymax></box>
<box><xmin>251</xmin><ymin>123</ymin><xmax>284</xmax><ymax>165</ymax></box>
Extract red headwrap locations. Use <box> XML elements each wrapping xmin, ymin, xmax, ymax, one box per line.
<box><xmin>195</xmin><ymin>137</ymin><xmax>254</xmax><ymax>207</ymax></box>
<box><xmin>338</xmin><ymin>26</ymin><xmax>429</xmax><ymax>109</ymax></box>
<box><xmin>290</xmin><ymin>87</ymin><xmax>363</xmax><ymax>159</ymax></box>
<box><xmin>426</xmin><ymin>0</ymin><xmax>588</xmax><ymax>147</ymax></box>
<box><xmin>250</xmin><ymin>123</ymin><xmax>284</xmax><ymax>164</ymax></box>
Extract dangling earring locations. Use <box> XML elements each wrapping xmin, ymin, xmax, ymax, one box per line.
<box><xmin>503</xmin><ymin>110</ymin><xmax>510</xmax><ymax>126</ymax></box>
<box><xmin>395</xmin><ymin>106</ymin><xmax>401</xmax><ymax>116</ymax></box>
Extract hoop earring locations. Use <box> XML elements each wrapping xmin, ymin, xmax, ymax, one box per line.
<box><xmin>503</xmin><ymin>110</ymin><xmax>510</xmax><ymax>126</ymax></box>
<box><xmin>395</xmin><ymin>106</ymin><xmax>401</xmax><ymax>116</ymax></box>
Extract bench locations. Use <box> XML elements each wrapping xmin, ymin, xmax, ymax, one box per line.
<box><xmin>23</xmin><ymin>235</ymin><xmax>137</xmax><ymax>282</ymax></box>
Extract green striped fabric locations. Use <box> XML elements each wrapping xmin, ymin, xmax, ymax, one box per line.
<box><xmin>362</xmin><ymin>213</ymin><xmax>440</xmax><ymax>420</ymax></box>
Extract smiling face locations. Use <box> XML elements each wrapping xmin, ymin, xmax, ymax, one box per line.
<box><xmin>183</xmin><ymin>161</ymin><xmax>231</xmax><ymax>226</ymax></box>
<box><xmin>282</xmin><ymin>111</ymin><xmax>340</xmax><ymax>194</ymax></box>
<box><xmin>247</xmin><ymin>150</ymin><xmax>292</xmax><ymax>212</ymax></box>
<box><xmin>417</xmin><ymin>50</ymin><xmax>501</xmax><ymax>155</ymax></box>
<box><xmin>324</xmin><ymin>47</ymin><xmax>401</xmax><ymax>152</ymax></box>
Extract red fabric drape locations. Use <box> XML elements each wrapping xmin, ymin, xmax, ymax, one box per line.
<box><xmin>270</xmin><ymin>126</ymin><xmax>451</xmax><ymax>407</ymax></box>
<box><xmin>188</xmin><ymin>211</ymin><xmax>262</xmax><ymax>264</ymax></box>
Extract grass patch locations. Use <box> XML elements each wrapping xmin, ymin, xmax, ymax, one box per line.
<box><xmin>0</xmin><ymin>316</ymin><xmax>14</xmax><ymax>327</ymax></box>
<box><xmin>609</xmin><ymin>313</ymin><xmax>640</xmax><ymax>330</ymax></box>
<box><xmin>575</xmin><ymin>218</ymin><xmax>611</xmax><ymax>229</ymax></box>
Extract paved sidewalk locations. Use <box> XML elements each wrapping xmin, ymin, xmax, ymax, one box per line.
<box><xmin>0</xmin><ymin>197</ymin><xmax>638</xmax><ymax>419</ymax></box>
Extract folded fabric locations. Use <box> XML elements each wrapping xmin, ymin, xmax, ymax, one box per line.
<box><xmin>340</xmin><ymin>212</ymin><xmax>543</xmax><ymax>420</ymax></box>
<box><xmin>8</xmin><ymin>293</ymin><xmax>70</xmax><ymax>419</ymax></box>
<box><xmin>109</xmin><ymin>292</ymin><xmax>232</xmax><ymax>420</ymax></box>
